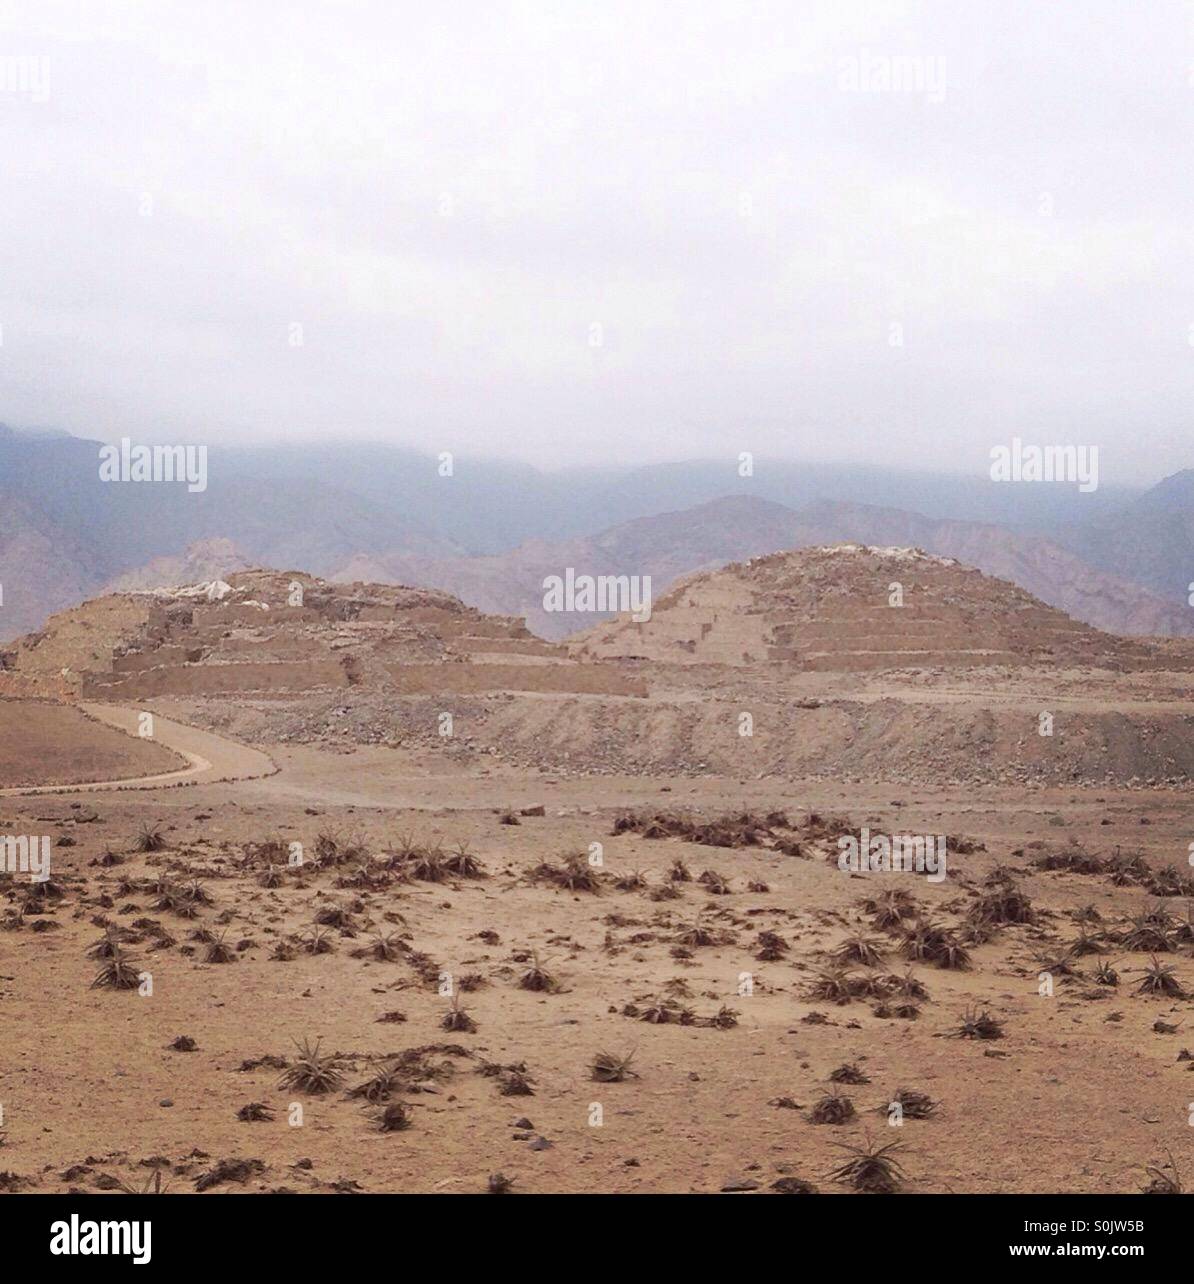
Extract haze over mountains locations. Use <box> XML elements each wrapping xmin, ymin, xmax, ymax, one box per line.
<box><xmin>1</xmin><ymin>423</ymin><xmax>1190</xmax><ymax>642</ymax></box>
<box><xmin>342</xmin><ymin>494</ymin><xmax>1194</xmax><ymax>641</ymax></box>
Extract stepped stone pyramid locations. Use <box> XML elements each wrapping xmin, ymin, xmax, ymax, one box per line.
<box><xmin>0</xmin><ymin>570</ymin><xmax>643</xmax><ymax>700</ymax></box>
<box><xmin>573</xmin><ymin>545</ymin><xmax>1164</xmax><ymax>671</ymax></box>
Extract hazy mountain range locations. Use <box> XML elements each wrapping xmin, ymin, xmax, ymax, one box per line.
<box><xmin>1</xmin><ymin>423</ymin><xmax>1190</xmax><ymax>642</ymax></box>
<box><xmin>327</xmin><ymin>494</ymin><xmax>1194</xmax><ymax>640</ymax></box>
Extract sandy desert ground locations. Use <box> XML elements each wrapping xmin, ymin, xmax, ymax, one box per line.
<box><xmin>1</xmin><ymin>555</ymin><xmax>1192</xmax><ymax>1196</ymax></box>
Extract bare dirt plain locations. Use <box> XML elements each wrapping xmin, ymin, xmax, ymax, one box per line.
<box><xmin>1</xmin><ymin>550</ymin><xmax>1192</xmax><ymax>1196</ymax></box>
<box><xmin>0</xmin><ymin>701</ymin><xmax>183</xmax><ymax>790</ymax></box>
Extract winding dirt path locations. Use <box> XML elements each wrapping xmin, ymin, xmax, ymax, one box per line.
<box><xmin>0</xmin><ymin>703</ymin><xmax>275</xmax><ymax>796</ymax></box>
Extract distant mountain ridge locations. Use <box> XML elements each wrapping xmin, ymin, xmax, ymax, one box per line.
<box><xmin>0</xmin><ymin>424</ymin><xmax>1188</xmax><ymax>642</ymax></box>
<box><xmin>1072</xmin><ymin>468</ymin><xmax>1194</xmax><ymax>602</ymax></box>
<box><xmin>330</xmin><ymin>494</ymin><xmax>1194</xmax><ymax>640</ymax></box>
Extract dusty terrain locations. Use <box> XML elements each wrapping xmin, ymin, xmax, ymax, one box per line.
<box><xmin>1</xmin><ymin>550</ymin><xmax>1191</xmax><ymax>1195</ymax></box>
<box><xmin>0</xmin><ymin>701</ymin><xmax>183</xmax><ymax>789</ymax></box>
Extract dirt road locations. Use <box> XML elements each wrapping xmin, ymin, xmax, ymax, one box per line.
<box><xmin>0</xmin><ymin>703</ymin><xmax>275</xmax><ymax>796</ymax></box>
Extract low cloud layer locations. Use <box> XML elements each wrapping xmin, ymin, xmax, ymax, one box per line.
<box><xmin>1</xmin><ymin>0</ymin><xmax>1191</xmax><ymax>482</ymax></box>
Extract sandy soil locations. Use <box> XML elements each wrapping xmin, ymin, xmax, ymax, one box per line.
<box><xmin>1</xmin><ymin>725</ymin><xmax>1191</xmax><ymax>1196</ymax></box>
<box><xmin>0</xmin><ymin>704</ymin><xmax>274</xmax><ymax>796</ymax></box>
<box><xmin>0</xmin><ymin>701</ymin><xmax>183</xmax><ymax>790</ymax></box>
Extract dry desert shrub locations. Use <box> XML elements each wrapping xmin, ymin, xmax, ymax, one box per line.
<box><xmin>1032</xmin><ymin>949</ymin><xmax>1080</xmax><ymax>978</ymax></box>
<box><xmin>193</xmin><ymin>1157</ymin><xmax>266</xmax><ymax>1192</ymax></box>
<box><xmin>335</xmin><ymin>858</ymin><xmax>391</xmax><ymax>891</ymax></box>
<box><xmin>886</xmin><ymin>968</ymin><xmax>930</xmax><ymax>1000</ymax></box>
<box><xmin>1031</xmin><ymin>844</ymin><xmax>1106</xmax><ymax>876</ymax></box>
<box><xmin>443</xmin><ymin>842</ymin><xmax>485</xmax><ymax>878</ymax></box>
<box><xmin>828</xmin><ymin>1062</ymin><xmax>870</xmax><ymax>1085</ymax></box>
<box><xmin>150</xmin><ymin>883</ymin><xmax>199</xmax><ymax>918</ymax></box>
<box><xmin>885</xmin><ymin>1088</ymin><xmax>938</xmax><ymax>1120</ymax></box>
<box><xmin>590</xmin><ymin>1049</ymin><xmax>638</xmax><ymax>1082</ymax></box>
<box><xmin>955</xmin><ymin>1006</ymin><xmax>1004</xmax><ymax>1040</ymax></box>
<box><xmin>968</xmin><ymin>883</ymin><xmax>1035</xmax><ymax>927</ymax></box>
<box><xmin>771</xmin><ymin>1176</ymin><xmax>818</xmax><ymax>1193</ymax></box>
<box><xmin>864</xmin><ymin>888</ymin><xmax>918</xmax><ymax>932</ymax></box>
<box><xmin>804</xmin><ymin>966</ymin><xmax>859</xmax><ymax>1004</ymax></box>
<box><xmin>1134</xmin><ymin>956</ymin><xmax>1187</xmax><ymax>998</ymax></box>
<box><xmin>298</xmin><ymin>927</ymin><xmax>336</xmax><ymax>956</ymax></box>
<box><xmin>244</xmin><ymin>837</ymin><xmax>290</xmax><ymax>867</ymax></box>
<box><xmin>367</xmin><ymin>929</ymin><xmax>404</xmax><ymax>962</ymax></box>
<box><xmin>874</xmin><ymin>1000</ymin><xmax>921</xmax><ymax>1020</ymax></box>
<box><xmin>278</xmin><ymin>1038</ymin><xmax>344</xmax><ymax>1095</ymax></box>
<box><xmin>1117</xmin><ymin>907</ymin><xmax>1178</xmax><ymax>954</ymax></box>
<box><xmin>86</xmin><ymin>928</ymin><xmax>126</xmax><ymax>959</ymax></box>
<box><xmin>828</xmin><ymin>1135</ymin><xmax>908</xmax><ymax>1193</ymax></box>
<box><xmin>203</xmin><ymin>930</ymin><xmax>237</xmax><ymax>964</ymax></box>
<box><xmin>703</xmin><ymin>1004</ymin><xmax>739</xmax><ymax>1029</ymax></box>
<box><xmin>315</xmin><ymin>829</ymin><xmax>368</xmax><ymax>866</ymax></box>
<box><xmin>613</xmin><ymin>809</ymin><xmax>775</xmax><ymax>848</ymax></box>
<box><xmin>534</xmin><ymin>854</ymin><xmax>604</xmax><ymax>893</ymax></box>
<box><xmin>498</xmin><ymin>1069</ymin><xmax>535</xmax><ymax>1096</ymax></box>
<box><xmin>116</xmin><ymin>1169</ymin><xmax>170</xmax><ymax>1195</ymax></box>
<box><xmin>1068</xmin><ymin>926</ymin><xmax>1109</xmax><ymax>957</ymax></box>
<box><xmin>1174</xmin><ymin>904</ymin><xmax>1194</xmax><ymax>945</ymax></box>
<box><xmin>900</xmin><ymin>919</ymin><xmax>970</xmax><ymax>970</ymax></box>
<box><xmin>612</xmin><ymin>869</ymin><xmax>648</xmax><ymax>892</ymax></box>
<box><xmin>1144</xmin><ymin>865</ymin><xmax>1194</xmax><ymax>897</ymax></box>
<box><xmin>808</xmin><ymin>1092</ymin><xmax>856</xmax><ymax>1125</ymax></box>
<box><xmin>90</xmin><ymin>946</ymin><xmax>142</xmax><ymax>990</ymax></box>
<box><xmin>441</xmin><ymin>996</ymin><xmax>477</xmax><ymax>1032</ymax></box>
<box><xmin>409</xmin><ymin>845</ymin><xmax>451</xmax><ymax>883</ymax></box>
<box><xmin>518</xmin><ymin>950</ymin><xmax>560</xmax><ymax>993</ymax></box>
<box><xmin>375</xmin><ymin>1102</ymin><xmax>412</xmax><ymax>1132</ymax></box>
<box><xmin>833</xmin><ymin>931</ymin><xmax>887</xmax><ymax>967</ymax></box>
<box><xmin>1094</xmin><ymin>959</ymin><xmax>1120</xmax><ymax>987</ymax></box>
<box><xmin>181</xmin><ymin>879</ymin><xmax>213</xmax><ymax>906</ymax></box>
<box><xmin>348</xmin><ymin>1063</ymin><xmax>405</xmax><ymax>1103</ymax></box>
<box><xmin>675</xmin><ymin>913</ymin><xmax>719</xmax><ymax>948</ymax></box>
<box><xmin>629</xmin><ymin>995</ymin><xmax>693</xmax><ymax>1025</ymax></box>
<box><xmin>1142</xmin><ymin>1150</ymin><xmax>1183</xmax><ymax>1194</ymax></box>
<box><xmin>1104</xmin><ymin>851</ymin><xmax>1148</xmax><ymax>886</ymax></box>
<box><xmin>313</xmin><ymin>903</ymin><xmax>357</xmax><ymax>931</ymax></box>
<box><xmin>755</xmin><ymin>930</ymin><xmax>789</xmax><ymax>961</ymax></box>
<box><xmin>135</xmin><ymin>823</ymin><xmax>167</xmax><ymax>853</ymax></box>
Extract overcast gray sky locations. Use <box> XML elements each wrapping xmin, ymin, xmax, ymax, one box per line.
<box><xmin>0</xmin><ymin>0</ymin><xmax>1191</xmax><ymax>481</ymax></box>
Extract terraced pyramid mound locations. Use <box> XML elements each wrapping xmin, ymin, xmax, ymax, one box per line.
<box><xmin>574</xmin><ymin>545</ymin><xmax>1167</xmax><ymax>672</ymax></box>
<box><xmin>0</xmin><ymin>569</ymin><xmax>642</xmax><ymax>701</ymax></box>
